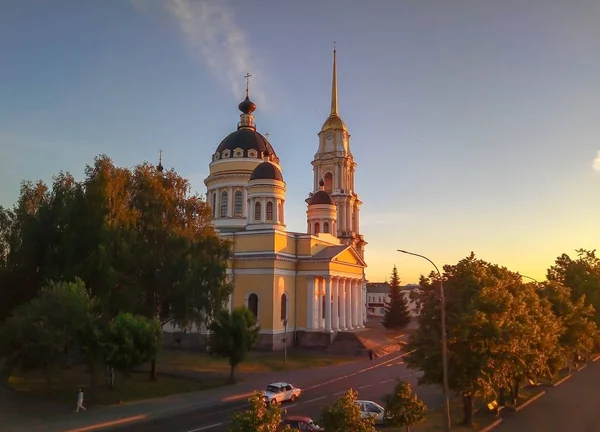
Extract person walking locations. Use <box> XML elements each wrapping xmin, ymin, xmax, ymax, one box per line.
<box><xmin>76</xmin><ymin>388</ymin><xmax>86</xmax><ymax>412</ymax></box>
<box><xmin>368</xmin><ymin>349</ymin><xmax>374</xmax><ymax>360</ymax></box>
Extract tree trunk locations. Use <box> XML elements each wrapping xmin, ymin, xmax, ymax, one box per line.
<box><xmin>150</xmin><ymin>358</ymin><xmax>158</xmax><ymax>381</ymax></box>
<box><xmin>229</xmin><ymin>364</ymin><xmax>235</xmax><ymax>383</ymax></box>
<box><xmin>406</xmin><ymin>427</ymin><xmax>410</xmax><ymax>432</ymax></box>
<box><xmin>498</xmin><ymin>388</ymin><xmax>506</xmax><ymax>406</ymax></box>
<box><xmin>512</xmin><ymin>378</ymin><xmax>520</xmax><ymax>406</ymax></box>
<box><xmin>462</xmin><ymin>392</ymin><xmax>474</xmax><ymax>426</ymax></box>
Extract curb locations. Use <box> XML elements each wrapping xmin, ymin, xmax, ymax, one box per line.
<box><xmin>515</xmin><ymin>390</ymin><xmax>546</xmax><ymax>412</ymax></box>
<box><xmin>576</xmin><ymin>364</ymin><xmax>588</xmax><ymax>372</ymax></box>
<box><xmin>478</xmin><ymin>418</ymin><xmax>502</xmax><ymax>432</ymax></box>
<box><xmin>553</xmin><ymin>373</ymin><xmax>572</xmax><ymax>387</ymax></box>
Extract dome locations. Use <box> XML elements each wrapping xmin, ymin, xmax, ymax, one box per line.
<box><xmin>321</xmin><ymin>115</ymin><xmax>347</xmax><ymax>132</ymax></box>
<box><xmin>250</xmin><ymin>162</ymin><xmax>283</xmax><ymax>181</ymax></box>
<box><xmin>238</xmin><ymin>96</ymin><xmax>256</xmax><ymax>114</ymax></box>
<box><xmin>215</xmin><ymin>129</ymin><xmax>278</xmax><ymax>160</ymax></box>
<box><xmin>309</xmin><ymin>190</ymin><xmax>335</xmax><ymax>206</ymax></box>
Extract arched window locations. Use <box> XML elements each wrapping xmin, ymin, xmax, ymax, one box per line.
<box><xmin>322</xmin><ymin>295</ymin><xmax>325</xmax><ymax>319</ymax></box>
<box><xmin>278</xmin><ymin>202</ymin><xmax>282</xmax><ymax>223</ymax></box>
<box><xmin>280</xmin><ymin>293</ymin><xmax>287</xmax><ymax>320</ymax></box>
<box><xmin>212</xmin><ymin>193</ymin><xmax>216</xmax><ymax>217</ymax></box>
<box><xmin>234</xmin><ymin>191</ymin><xmax>243</xmax><ymax>217</ymax></box>
<box><xmin>266</xmin><ymin>201</ymin><xmax>273</xmax><ymax>221</ymax></box>
<box><xmin>323</xmin><ymin>222</ymin><xmax>330</xmax><ymax>233</ymax></box>
<box><xmin>248</xmin><ymin>293</ymin><xmax>258</xmax><ymax>318</ymax></box>
<box><xmin>323</xmin><ymin>172</ymin><xmax>334</xmax><ymax>192</ymax></box>
<box><xmin>254</xmin><ymin>201</ymin><xmax>261</xmax><ymax>221</ymax></box>
<box><xmin>220</xmin><ymin>191</ymin><xmax>228</xmax><ymax>218</ymax></box>
<box><xmin>314</xmin><ymin>222</ymin><xmax>320</xmax><ymax>235</ymax></box>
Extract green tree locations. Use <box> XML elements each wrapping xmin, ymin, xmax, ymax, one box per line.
<box><xmin>208</xmin><ymin>307</ymin><xmax>260</xmax><ymax>382</ymax></box>
<box><xmin>319</xmin><ymin>389</ymin><xmax>376</xmax><ymax>432</ymax></box>
<box><xmin>227</xmin><ymin>392</ymin><xmax>292</xmax><ymax>432</ymax></box>
<box><xmin>382</xmin><ymin>380</ymin><xmax>427</xmax><ymax>431</ymax></box>
<box><xmin>547</xmin><ymin>249</ymin><xmax>600</xmax><ymax>326</ymax></box>
<box><xmin>382</xmin><ymin>265</ymin><xmax>411</xmax><ymax>330</ymax></box>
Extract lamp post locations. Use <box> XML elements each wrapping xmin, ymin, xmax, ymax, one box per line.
<box><xmin>398</xmin><ymin>249</ymin><xmax>451</xmax><ymax>432</ymax></box>
<box><xmin>283</xmin><ymin>318</ymin><xmax>288</xmax><ymax>365</ymax></box>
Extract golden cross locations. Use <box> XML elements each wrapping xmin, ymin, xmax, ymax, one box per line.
<box><xmin>245</xmin><ymin>72</ymin><xmax>251</xmax><ymax>97</ymax></box>
<box><xmin>333</xmin><ymin>41</ymin><xmax>337</xmax><ymax>51</ymax></box>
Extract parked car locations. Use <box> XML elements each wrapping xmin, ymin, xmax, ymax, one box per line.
<box><xmin>279</xmin><ymin>415</ymin><xmax>324</xmax><ymax>431</ymax></box>
<box><xmin>355</xmin><ymin>400</ymin><xmax>386</xmax><ymax>424</ymax></box>
<box><xmin>263</xmin><ymin>382</ymin><xmax>302</xmax><ymax>405</ymax></box>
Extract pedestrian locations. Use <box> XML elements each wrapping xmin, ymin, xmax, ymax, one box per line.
<box><xmin>368</xmin><ymin>349</ymin><xmax>374</xmax><ymax>360</ymax></box>
<box><xmin>76</xmin><ymin>388</ymin><xmax>86</xmax><ymax>412</ymax></box>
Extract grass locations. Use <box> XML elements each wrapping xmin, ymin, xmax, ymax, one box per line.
<box><xmin>157</xmin><ymin>349</ymin><xmax>357</xmax><ymax>375</ymax></box>
<box><xmin>9</xmin><ymin>364</ymin><xmax>232</xmax><ymax>406</ymax></box>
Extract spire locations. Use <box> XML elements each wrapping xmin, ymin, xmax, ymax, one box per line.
<box><xmin>157</xmin><ymin>149</ymin><xmax>164</xmax><ymax>173</ymax></box>
<box><xmin>238</xmin><ymin>72</ymin><xmax>257</xmax><ymax>130</ymax></box>
<box><xmin>330</xmin><ymin>42</ymin><xmax>338</xmax><ymax>116</ymax></box>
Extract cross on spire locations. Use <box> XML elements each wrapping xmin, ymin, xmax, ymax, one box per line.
<box><xmin>159</xmin><ymin>149</ymin><xmax>163</xmax><ymax>164</ymax></box>
<box><xmin>244</xmin><ymin>72</ymin><xmax>251</xmax><ymax>98</ymax></box>
<box><xmin>333</xmin><ymin>41</ymin><xmax>337</xmax><ymax>52</ymax></box>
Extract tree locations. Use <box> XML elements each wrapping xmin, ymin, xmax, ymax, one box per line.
<box><xmin>382</xmin><ymin>380</ymin><xmax>427</xmax><ymax>431</ymax></box>
<box><xmin>319</xmin><ymin>389</ymin><xmax>376</xmax><ymax>432</ymax></box>
<box><xmin>227</xmin><ymin>392</ymin><xmax>293</xmax><ymax>432</ymax></box>
<box><xmin>208</xmin><ymin>307</ymin><xmax>260</xmax><ymax>382</ymax></box>
<box><xmin>405</xmin><ymin>253</ymin><xmax>558</xmax><ymax>426</ymax></box>
<box><xmin>382</xmin><ymin>265</ymin><xmax>411</xmax><ymax>330</ymax></box>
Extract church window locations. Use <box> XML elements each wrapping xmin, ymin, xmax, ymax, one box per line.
<box><xmin>220</xmin><ymin>191</ymin><xmax>228</xmax><ymax>218</ymax></box>
<box><xmin>222</xmin><ymin>149</ymin><xmax>231</xmax><ymax>158</ymax></box>
<box><xmin>212</xmin><ymin>193</ymin><xmax>216</xmax><ymax>217</ymax></box>
<box><xmin>266</xmin><ymin>201</ymin><xmax>273</xmax><ymax>221</ymax></box>
<box><xmin>323</xmin><ymin>172</ymin><xmax>333</xmax><ymax>192</ymax></box>
<box><xmin>248</xmin><ymin>293</ymin><xmax>258</xmax><ymax>318</ymax></box>
<box><xmin>248</xmin><ymin>149</ymin><xmax>257</xmax><ymax>158</ymax></box>
<box><xmin>322</xmin><ymin>295</ymin><xmax>325</xmax><ymax>319</ymax></box>
<box><xmin>234</xmin><ymin>148</ymin><xmax>243</xmax><ymax>157</ymax></box>
<box><xmin>323</xmin><ymin>222</ymin><xmax>330</xmax><ymax>233</ymax></box>
<box><xmin>280</xmin><ymin>293</ymin><xmax>288</xmax><ymax>321</ymax></box>
<box><xmin>254</xmin><ymin>201</ymin><xmax>261</xmax><ymax>221</ymax></box>
<box><xmin>314</xmin><ymin>222</ymin><xmax>320</xmax><ymax>235</ymax></box>
<box><xmin>234</xmin><ymin>191</ymin><xmax>243</xmax><ymax>217</ymax></box>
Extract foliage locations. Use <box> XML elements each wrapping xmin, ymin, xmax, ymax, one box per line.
<box><xmin>383</xmin><ymin>380</ymin><xmax>427</xmax><ymax>429</ymax></box>
<box><xmin>382</xmin><ymin>265</ymin><xmax>411</xmax><ymax>330</ymax></box>
<box><xmin>102</xmin><ymin>313</ymin><xmax>162</xmax><ymax>373</ymax></box>
<box><xmin>405</xmin><ymin>253</ymin><xmax>560</xmax><ymax>426</ymax></box>
<box><xmin>208</xmin><ymin>307</ymin><xmax>260</xmax><ymax>382</ymax></box>
<box><xmin>227</xmin><ymin>392</ymin><xmax>292</xmax><ymax>432</ymax></box>
<box><xmin>319</xmin><ymin>389</ymin><xmax>376</xmax><ymax>432</ymax></box>
<box><xmin>547</xmin><ymin>249</ymin><xmax>600</xmax><ymax>326</ymax></box>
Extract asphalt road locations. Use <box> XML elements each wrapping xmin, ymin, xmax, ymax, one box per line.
<box><xmin>495</xmin><ymin>360</ymin><xmax>600</xmax><ymax>432</ymax></box>
<box><xmin>111</xmin><ymin>355</ymin><xmax>442</xmax><ymax>432</ymax></box>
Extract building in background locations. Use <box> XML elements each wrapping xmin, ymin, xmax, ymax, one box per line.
<box><xmin>366</xmin><ymin>282</ymin><xmax>419</xmax><ymax>317</ymax></box>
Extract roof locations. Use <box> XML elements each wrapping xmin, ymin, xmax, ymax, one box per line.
<box><xmin>250</xmin><ymin>161</ymin><xmax>283</xmax><ymax>181</ymax></box>
<box><xmin>366</xmin><ymin>283</ymin><xmax>419</xmax><ymax>293</ymax></box>
<box><xmin>309</xmin><ymin>245</ymin><xmax>348</xmax><ymax>260</ymax></box>
<box><xmin>268</xmin><ymin>382</ymin><xmax>291</xmax><ymax>387</ymax></box>
<box><xmin>309</xmin><ymin>190</ymin><xmax>335</xmax><ymax>205</ymax></box>
<box><xmin>284</xmin><ymin>416</ymin><xmax>313</xmax><ymax>422</ymax></box>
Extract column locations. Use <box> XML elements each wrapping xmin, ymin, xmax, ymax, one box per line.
<box><xmin>352</xmin><ymin>279</ymin><xmax>359</xmax><ymax>328</ymax></box>
<box><xmin>355</xmin><ymin>206</ymin><xmax>360</xmax><ymax>233</ymax></box>
<box><xmin>332</xmin><ymin>277</ymin><xmax>339</xmax><ymax>331</ymax></box>
<box><xmin>243</xmin><ymin>189</ymin><xmax>248</xmax><ymax>218</ymax></box>
<box><xmin>324</xmin><ymin>277</ymin><xmax>332</xmax><ymax>332</ymax></box>
<box><xmin>316</xmin><ymin>278</ymin><xmax>324</xmax><ymax>329</ymax></box>
<box><xmin>260</xmin><ymin>198</ymin><xmax>266</xmax><ymax>223</ymax></box>
<box><xmin>306</xmin><ymin>276</ymin><xmax>315</xmax><ymax>330</ymax></box>
<box><xmin>339</xmin><ymin>278</ymin><xmax>346</xmax><ymax>330</ymax></box>
<box><xmin>228</xmin><ymin>186</ymin><xmax>233</xmax><ymax>217</ymax></box>
<box><xmin>346</xmin><ymin>279</ymin><xmax>353</xmax><ymax>330</ymax></box>
<box><xmin>273</xmin><ymin>199</ymin><xmax>279</xmax><ymax>224</ymax></box>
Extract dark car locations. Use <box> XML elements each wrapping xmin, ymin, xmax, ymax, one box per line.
<box><xmin>279</xmin><ymin>415</ymin><xmax>324</xmax><ymax>431</ymax></box>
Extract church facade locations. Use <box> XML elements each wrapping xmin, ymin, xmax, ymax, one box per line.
<box><xmin>204</xmin><ymin>50</ymin><xmax>368</xmax><ymax>350</ymax></box>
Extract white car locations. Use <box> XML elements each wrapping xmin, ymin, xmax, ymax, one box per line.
<box><xmin>263</xmin><ymin>382</ymin><xmax>302</xmax><ymax>405</ymax></box>
<box><xmin>355</xmin><ymin>400</ymin><xmax>386</xmax><ymax>425</ymax></box>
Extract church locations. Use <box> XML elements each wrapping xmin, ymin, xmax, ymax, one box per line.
<box><xmin>204</xmin><ymin>49</ymin><xmax>368</xmax><ymax>351</ymax></box>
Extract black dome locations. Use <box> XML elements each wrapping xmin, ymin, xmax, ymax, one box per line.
<box><xmin>215</xmin><ymin>129</ymin><xmax>278</xmax><ymax>159</ymax></box>
<box><xmin>309</xmin><ymin>190</ymin><xmax>335</xmax><ymax>205</ymax></box>
<box><xmin>250</xmin><ymin>162</ymin><xmax>283</xmax><ymax>181</ymax></box>
<box><xmin>238</xmin><ymin>96</ymin><xmax>256</xmax><ymax>114</ymax></box>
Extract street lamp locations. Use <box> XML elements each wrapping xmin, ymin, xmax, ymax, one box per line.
<box><xmin>282</xmin><ymin>318</ymin><xmax>288</xmax><ymax>365</ymax></box>
<box><xmin>398</xmin><ymin>249</ymin><xmax>451</xmax><ymax>432</ymax></box>
<box><xmin>520</xmin><ymin>274</ymin><xmax>539</xmax><ymax>283</ymax></box>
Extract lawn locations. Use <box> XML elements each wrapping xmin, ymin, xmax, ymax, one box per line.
<box><xmin>157</xmin><ymin>349</ymin><xmax>357</xmax><ymax>375</ymax></box>
<box><xmin>9</xmin><ymin>365</ymin><xmax>232</xmax><ymax>406</ymax></box>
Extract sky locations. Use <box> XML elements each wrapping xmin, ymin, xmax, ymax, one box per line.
<box><xmin>1</xmin><ymin>0</ymin><xmax>599</xmax><ymax>284</ymax></box>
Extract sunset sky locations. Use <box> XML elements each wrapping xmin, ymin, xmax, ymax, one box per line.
<box><xmin>1</xmin><ymin>0</ymin><xmax>599</xmax><ymax>283</ymax></box>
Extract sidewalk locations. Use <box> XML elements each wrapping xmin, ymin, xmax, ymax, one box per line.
<box><xmin>5</xmin><ymin>350</ymin><xmax>408</xmax><ymax>432</ymax></box>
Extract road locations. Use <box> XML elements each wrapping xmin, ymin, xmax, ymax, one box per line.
<box><xmin>495</xmin><ymin>360</ymin><xmax>600</xmax><ymax>432</ymax></box>
<box><xmin>111</xmin><ymin>354</ymin><xmax>442</xmax><ymax>432</ymax></box>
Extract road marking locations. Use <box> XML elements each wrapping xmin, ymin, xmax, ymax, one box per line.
<box><xmin>187</xmin><ymin>424</ymin><xmax>222</xmax><ymax>432</ymax></box>
<box><xmin>62</xmin><ymin>415</ymin><xmax>149</xmax><ymax>432</ymax></box>
<box><xmin>334</xmin><ymin>390</ymin><xmax>346</xmax><ymax>395</ymax></box>
<box><xmin>303</xmin><ymin>396</ymin><xmax>327</xmax><ymax>404</ymax></box>
<box><xmin>357</xmin><ymin>384</ymin><xmax>373</xmax><ymax>389</ymax></box>
<box><xmin>380</xmin><ymin>379</ymin><xmax>395</xmax><ymax>384</ymax></box>
<box><xmin>285</xmin><ymin>404</ymin><xmax>297</xmax><ymax>409</ymax></box>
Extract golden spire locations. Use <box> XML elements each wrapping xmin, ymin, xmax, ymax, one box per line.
<box><xmin>330</xmin><ymin>42</ymin><xmax>338</xmax><ymax>116</ymax></box>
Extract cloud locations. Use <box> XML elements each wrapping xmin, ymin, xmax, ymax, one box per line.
<box><xmin>161</xmin><ymin>0</ymin><xmax>269</xmax><ymax>109</ymax></box>
<box><xmin>593</xmin><ymin>151</ymin><xmax>600</xmax><ymax>172</ymax></box>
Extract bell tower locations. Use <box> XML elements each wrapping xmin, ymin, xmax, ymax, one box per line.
<box><xmin>310</xmin><ymin>46</ymin><xmax>366</xmax><ymax>257</ymax></box>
